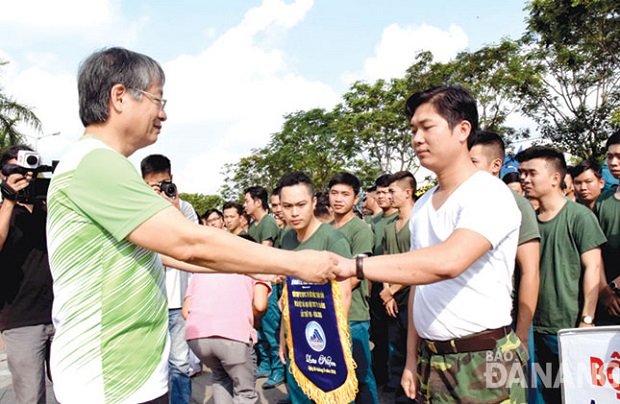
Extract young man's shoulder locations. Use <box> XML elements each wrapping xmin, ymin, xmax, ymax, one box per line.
<box><xmin>341</xmin><ymin>215</ymin><xmax>372</xmax><ymax>232</ymax></box>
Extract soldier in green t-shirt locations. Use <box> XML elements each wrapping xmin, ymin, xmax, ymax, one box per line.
<box><xmin>517</xmin><ymin>146</ymin><xmax>606</xmax><ymax>403</ymax></box>
<box><xmin>368</xmin><ymin>174</ymin><xmax>398</xmax><ymax>387</ymax></box>
<box><xmin>243</xmin><ymin>185</ymin><xmax>285</xmax><ymax>389</ymax></box>
<box><xmin>277</xmin><ymin>172</ymin><xmax>352</xmax><ymax>404</ymax></box>
<box><xmin>328</xmin><ymin>172</ymin><xmax>378</xmax><ymax>404</ymax></box>
<box><xmin>468</xmin><ymin>131</ymin><xmax>541</xmax><ymax>348</ymax></box>
<box><xmin>380</xmin><ymin>171</ymin><xmax>415</xmax><ymax>402</ymax></box>
<box><xmin>595</xmin><ymin>132</ymin><xmax>620</xmax><ymax>325</ymax></box>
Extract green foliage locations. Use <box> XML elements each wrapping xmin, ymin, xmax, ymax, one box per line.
<box><xmin>222</xmin><ymin>1</ymin><xmax>619</xmax><ymax>189</ymax></box>
<box><xmin>221</xmin><ymin>108</ymin><xmax>357</xmax><ymax>197</ymax></box>
<box><xmin>520</xmin><ymin>0</ymin><xmax>620</xmax><ymax>161</ymax></box>
<box><xmin>178</xmin><ymin>193</ymin><xmax>225</xmax><ymax>217</ymax></box>
<box><xmin>0</xmin><ymin>60</ymin><xmax>42</xmax><ymax>155</ymax></box>
<box><xmin>337</xmin><ymin>78</ymin><xmax>415</xmax><ymax>175</ymax></box>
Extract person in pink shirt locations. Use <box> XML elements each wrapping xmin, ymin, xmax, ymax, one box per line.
<box><xmin>183</xmin><ymin>263</ymin><xmax>271</xmax><ymax>403</ymax></box>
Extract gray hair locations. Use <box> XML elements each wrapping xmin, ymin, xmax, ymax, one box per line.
<box><xmin>77</xmin><ymin>47</ymin><xmax>165</xmax><ymax>126</ymax></box>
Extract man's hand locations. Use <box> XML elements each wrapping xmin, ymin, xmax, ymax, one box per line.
<box><xmin>294</xmin><ymin>250</ymin><xmax>341</xmax><ymax>283</ymax></box>
<box><xmin>380</xmin><ymin>286</ymin><xmax>394</xmax><ymax>304</ymax></box>
<box><xmin>160</xmin><ymin>189</ymin><xmax>180</xmax><ymax>210</ymax></box>
<box><xmin>401</xmin><ymin>364</ymin><xmax>418</xmax><ymax>400</ymax></box>
<box><xmin>385</xmin><ymin>298</ymin><xmax>398</xmax><ymax>318</ymax></box>
<box><xmin>148</xmin><ymin>182</ymin><xmax>181</xmax><ymax>210</ymax></box>
<box><xmin>329</xmin><ymin>253</ymin><xmax>355</xmax><ymax>280</ymax></box>
<box><xmin>600</xmin><ymin>287</ymin><xmax>620</xmax><ymax>317</ymax></box>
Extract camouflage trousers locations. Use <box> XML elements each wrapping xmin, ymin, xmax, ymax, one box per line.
<box><xmin>417</xmin><ymin>331</ymin><xmax>528</xmax><ymax>403</ymax></box>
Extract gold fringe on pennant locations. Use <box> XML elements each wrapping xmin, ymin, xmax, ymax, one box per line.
<box><xmin>283</xmin><ymin>280</ymin><xmax>358</xmax><ymax>404</ymax></box>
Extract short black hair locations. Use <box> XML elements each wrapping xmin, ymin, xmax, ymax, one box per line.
<box><xmin>222</xmin><ymin>201</ymin><xmax>243</xmax><ymax>215</ymax></box>
<box><xmin>141</xmin><ymin>154</ymin><xmax>171</xmax><ymax>177</ymax></box>
<box><xmin>502</xmin><ymin>171</ymin><xmax>520</xmax><ymax>185</ymax></box>
<box><xmin>1</xmin><ymin>145</ymin><xmax>33</xmax><ymax>169</ymax></box>
<box><xmin>405</xmin><ymin>85</ymin><xmax>478</xmax><ymax>136</ymax></box>
<box><xmin>516</xmin><ymin>146</ymin><xmax>567</xmax><ymax>179</ymax></box>
<box><xmin>202</xmin><ymin>209</ymin><xmax>223</xmax><ymax>221</ymax></box>
<box><xmin>375</xmin><ymin>173</ymin><xmax>392</xmax><ymax>188</ymax></box>
<box><xmin>314</xmin><ymin>191</ymin><xmax>331</xmax><ymax>219</ymax></box>
<box><xmin>606</xmin><ymin>131</ymin><xmax>620</xmax><ymax>150</ymax></box>
<box><xmin>244</xmin><ymin>186</ymin><xmax>269</xmax><ymax>210</ymax></box>
<box><xmin>277</xmin><ymin>172</ymin><xmax>314</xmax><ymax>196</ymax></box>
<box><xmin>271</xmin><ymin>186</ymin><xmax>281</xmax><ymax>197</ymax></box>
<box><xmin>328</xmin><ymin>172</ymin><xmax>360</xmax><ymax>196</ymax></box>
<box><xmin>388</xmin><ymin>171</ymin><xmax>417</xmax><ymax>198</ymax></box>
<box><xmin>467</xmin><ymin>130</ymin><xmax>505</xmax><ymax>161</ymax></box>
<box><xmin>572</xmin><ymin>160</ymin><xmax>602</xmax><ymax>179</ymax></box>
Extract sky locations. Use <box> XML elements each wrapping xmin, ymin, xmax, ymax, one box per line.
<box><xmin>0</xmin><ymin>0</ymin><xmax>530</xmax><ymax>194</ymax></box>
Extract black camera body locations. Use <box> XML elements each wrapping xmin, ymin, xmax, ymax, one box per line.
<box><xmin>158</xmin><ymin>180</ymin><xmax>177</xmax><ymax>199</ymax></box>
<box><xmin>1</xmin><ymin>151</ymin><xmax>57</xmax><ymax>204</ymax></box>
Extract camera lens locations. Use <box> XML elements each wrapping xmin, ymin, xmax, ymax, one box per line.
<box><xmin>26</xmin><ymin>155</ymin><xmax>39</xmax><ymax>166</ymax></box>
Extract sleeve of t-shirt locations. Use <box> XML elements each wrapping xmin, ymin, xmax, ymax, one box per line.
<box><xmin>456</xmin><ymin>182</ymin><xmax>521</xmax><ymax>248</ymax></box>
<box><xmin>180</xmin><ymin>200</ymin><xmax>199</xmax><ymax>224</ymax></box>
<box><xmin>328</xmin><ymin>233</ymin><xmax>353</xmax><ymax>259</ymax></box>
<box><xmin>351</xmin><ymin>223</ymin><xmax>373</xmax><ymax>256</ymax></box>
<box><xmin>260</xmin><ymin>216</ymin><xmax>280</xmax><ymax>242</ymax></box>
<box><xmin>67</xmin><ymin>148</ymin><xmax>171</xmax><ymax>241</ymax></box>
<box><xmin>515</xmin><ymin>193</ymin><xmax>541</xmax><ymax>245</ymax></box>
<box><xmin>573</xmin><ymin>207</ymin><xmax>607</xmax><ymax>254</ymax></box>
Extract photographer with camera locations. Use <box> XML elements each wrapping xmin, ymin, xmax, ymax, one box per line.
<box><xmin>0</xmin><ymin>145</ymin><xmax>55</xmax><ymax>404</ymax></box>
<box><xmin>141</xmin><ymin>153</ymin><xmax>198</xmax><ymax>404</ymax></box>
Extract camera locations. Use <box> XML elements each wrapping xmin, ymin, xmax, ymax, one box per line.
<box><xmin>16</xmin><ymin>150</ymin><xmax>41</xmax><ymax>170</ymax></box>
<box><xmin>158</xmin><ymin>180</ymin><xmax>177</xmax><ymax>199</ymax></box>
<box><xmin>1</xmin><ymin>151</ymin><xmax>57</xmax><ymax>204</ymax></box>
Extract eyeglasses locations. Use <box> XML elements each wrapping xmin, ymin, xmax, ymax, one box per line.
<box><xmin>130</xmin><ymin>88</ymin><xmax>167</xmax><ymax>111</ymax></box>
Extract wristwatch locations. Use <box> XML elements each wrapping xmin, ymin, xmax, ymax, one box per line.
<box><xmin>581</xmin><ymin>315</ymin><xmax>594</xmax><ymax>325</ymax></box>
<box><xmin>610</xmin><ymin>280</ymin><xmax>620</xmax><ymax>295</ymax></box>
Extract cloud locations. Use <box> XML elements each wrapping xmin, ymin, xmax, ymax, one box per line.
<box><xmin>0</xmin><ymin>0</ymin><xmax>114</xmax><ymax>27</ymax></box>
<box><xmin>343</xmin><ymin>23</ymin><xmax>469</xmax><ymax>83</ymax></box>
<box><xmin>0</xmin><ymin>0</ymin><xmax>339</xmax><ymax>195</ymax></box>
<box><xmin>157</xmin><ymin>0</ymin><xmax>340</xmax><ymax>193</ymax></box>
<box><xmin>4</xmin><ymin>66</ymin><xmax>80</xmax><ymax>160</ymax></box>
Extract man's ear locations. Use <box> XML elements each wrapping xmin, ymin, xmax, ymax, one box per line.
<box><xmin>457</xmin><ymin>120</ymin><xmax>472</xmax><ymax>143</ymax></box>
<box><xmin>110</xmin><ymin>84</ymin><xmax>127</xmax><ymax>113</ymax></box>
<box><xmin>492</xmin><ymin>158</ymin><xmax>503</xmax><ymax>177</ymax></box>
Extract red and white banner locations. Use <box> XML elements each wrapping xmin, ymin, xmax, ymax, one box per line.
<box><xmin>559</xmin><ymin>326</ymin><xmax>620</xmax><ymax>403</ymax></box>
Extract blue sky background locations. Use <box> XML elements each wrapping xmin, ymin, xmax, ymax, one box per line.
<box><xmin>0</xmin><ymin>0</ymin><xmax>529</xmax><ymax>193</ymax></box>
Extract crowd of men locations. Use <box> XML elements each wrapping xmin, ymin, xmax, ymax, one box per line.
<box><xmin>0</xmin><ymin>46</ymin><xmax>619</xmax><ymax>404</ymax></box>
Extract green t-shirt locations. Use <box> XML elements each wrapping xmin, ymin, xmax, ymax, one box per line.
<box><xmin>46</xmin><ymin>136</ymin><xmax>171</xmax><ymax>403</ymax></box>
<box><xmin>274</xmin><ymin>225</ymin><xmax>291</xmax><ymax>249</ymax></box>
<box><xmin>534</xmin><ymin>200</ymin><xmax>607</xmax><ymax>334</ymax></box>
<box><xmin>332</xmin><ymin>216</ymin><xmax>373</xmax><ymax>322</ymax></box>
<box><xmin>280</xmin><ymin>223</ymin><xmax>352</xmax><ymax>259</ymax></box>
<box><xmin>370</xmin><ymin>211</ymin><xmax>398</xmax><ymax>256</ymax></box>
<box><xmin>513</xmin><ymin>190</ymin><xmax>540</xmax><ymax>245</ymax></box>
<box><xmin>248</xmin><ymin>213</ymin><xmax>280</xmax><ymax>245</ymax></box>
<box><xmin>594</xmin><ymin>188</ymin><xmax>620</xmax><ymax>282</ymax></box>
<box><xmin>382</xmin><ymin>219</ymin><xmax>411</xmax><ymax>306</ymax></box>
<box><xmin>511</xmin><ymin>190</ymin><xmax>541</xmax><ymax>321</ymax></box>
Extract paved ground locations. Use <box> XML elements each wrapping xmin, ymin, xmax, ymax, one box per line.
<box><xmin>0</xmin><ymin>335</ymin><xmax>394</xmax><ymax>403</ymax></box>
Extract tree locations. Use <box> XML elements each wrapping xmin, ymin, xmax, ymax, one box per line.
<box><xmin>336</xmin><ymin>78</ymin><xmax>415</xmax><ymax>177</ymax></box>
<box><xmin>520</xmin><ymin>0</ymin><xmax>620</xmax><ymax>161</ymax></box>
<box><xmin>0</xmin><ymin>60</ymin><xmax>42</xmax><ymax>154</ymax></box>
<box><xmin>221</xmin><ymin>108</ymin><xmax>359</xmax><ymax>197</ymax></box>
<box><xmin>178</xmin><ymin>193</ymin><xmax>225</xmax><ymax>217</ymax></box>
<box><xmin>447</xmin><ymin>40</ymin><xmax>542</xmax><ymax>139</ymax></box>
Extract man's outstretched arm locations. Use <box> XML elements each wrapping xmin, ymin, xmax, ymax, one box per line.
<box><xmin>128</xmin><ymin>206</ymin><xmax>339</xmax><ymax>284</ymax></box>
